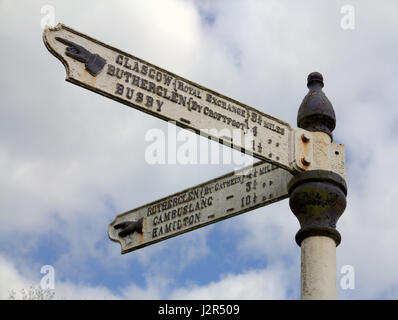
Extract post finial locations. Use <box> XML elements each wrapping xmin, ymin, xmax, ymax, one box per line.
<box><xmin>307</xmin><ymin>71</ymin><xmax>324</xmax><ymax>87</ymax></box>
<box><xmin>298</xmin><ymin>72</ymin><xmax>336</xmax><ymax>140</ymax></box>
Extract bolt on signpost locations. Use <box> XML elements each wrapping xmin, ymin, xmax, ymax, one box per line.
<box><xmin>43</xmin><ymin>24</ymin><xmax>347</xmax><ymax>299</ymax></box>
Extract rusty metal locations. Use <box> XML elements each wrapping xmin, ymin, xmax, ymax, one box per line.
<box><xmin>301</xmin><ymin>133</ymin><xmax>310</xmax><ymax>143</ymax></box>
<box><xmin>301</xmin><ymin>157</ymin><xmax>311</xmax><ymax>167</ymax></box>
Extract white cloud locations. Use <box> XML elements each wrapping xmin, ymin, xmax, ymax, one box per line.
<box><xmin>0</xmin><ymin>252</ymin><xmax>288</xmax><ymax>300</ymax></box>
<box><xmin>171</xmin><ymin>266</ymin><xmax>289</xmax><ymax>300</ymax></box>
<box><xmin>0</xmin><ymin>255</ymin><xmax>33</xmax><ymax>299</ymax></box>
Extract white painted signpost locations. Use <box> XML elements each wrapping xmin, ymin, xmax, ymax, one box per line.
<box><xmin>43</xmin><ymin>24</ymin><xmax>345</xmax><ymax>176</ymax></box>
<box><xmin>43</xmin><ymin>23</ymin><xmax>347</xmax><ymax>300</ymax></box>
<box><xmin>108</xmin><ymin>162</ymin><xmax>292</xmax><ymax>254</ymax></box>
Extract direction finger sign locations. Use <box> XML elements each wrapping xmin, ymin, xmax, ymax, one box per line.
<box><xmin>108</xmin><ymin>162</ymin><xmax>292</xmax><ymax>254</ymax></box>
<box><xmin>43</xmin><ymin>23</ymin><xmax>338</xmax><ymax>174</ymax></box>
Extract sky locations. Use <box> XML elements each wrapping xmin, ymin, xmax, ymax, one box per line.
<box><xmin>1</xmin><ymin>0</ymin><xmax>398</xmax><ymax>300</ymax></box>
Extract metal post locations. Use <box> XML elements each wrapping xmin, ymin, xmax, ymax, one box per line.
<box><xmin>288</xmin><ymin>72</ymin><xmax>347</xmax><ymax>300</ymax></box>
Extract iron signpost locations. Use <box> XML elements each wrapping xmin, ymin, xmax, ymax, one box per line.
<box><xmin>43</xmin><ymin>23</ymin><xmax>347</xmax><ymax>299</ymax></box>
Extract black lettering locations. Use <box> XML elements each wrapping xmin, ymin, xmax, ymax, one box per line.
<box><xmin>178</xmin><ymin>94</ymin><xmax>186</xmax><ymax>106</ymax></box>
<box><xmin>132</xmin><ymin>62</ymin><xmax>139</xmax><ymax>72</ymax></box>
<box><xmin>148</xmin><ymin>68</ymin><xmax>155</xmax><ymax>79</ymax></box>
<box><xmin>126</xmin><ymin>87</ymin><xmax>134</xmax><ymax>100</ymax></box>
<box><xmin>132</xmin><ymin>75</ymin><xmax>140</xmax><ymax>87</ymax></box>
<box><xmin>164</xmin><ymin>74</ymin><xmax>173</xmax><ymax>86</ymax></box>
<box><xmin>116</xmin><ymin>54</ymin><xmax>123</xmax><ymax>65</ymax></box>
<box><xmin>115</xmin><ymin>83</ymin><xmax>124</xmax><ymax>95</ymax></box>
<box><xmin>156</xmin><ymin>100</ymin><xmax>163</xmax><ymax>112</ymax></box>
<box><xmin>107</xmin><ymin>64</ymin><xmax>115</xmax><ymax>76</ymax></box>
<box><xmin>148</xmin><ymin>81</ymin><xmax>156</xmax><ymax>94</ymax></box>
<box><xmin>156</xmin><ymin>86</ymin><xmax>163</xmax><ymax>96</ymax></box>
<box><xmin>141</xmin><ymin>65</ymin><xmax>148</xmax><ymax>76</ymax></box>
<box><xmin>163</xmin><ymin>88</ymin><xmax>171</xmax><ymax>100</ymax></box>
<box><xmin>171</xmin><ymin>92</ymin><xmax>178</xmax><ymax>103</ymax></box>
<box><xmin>145</xmin><ymin>96</ymin><xmax>153</xmax><ymax>107</ymax></box>
<box><xmin>123</xmin><ymin>57</ymin><xmax>132</xmax><ymax>69</ymax></box>
<box><xmin>116</xmin><ymin>68</ymin><xmax>123</xmax><ymax>79</ymax></box>
<box><xmin>124</xmin><ymin>71</ymin><xmax>132</xmax><ymax>83</ymax></box>
<box><xmin>183</xmin><ymin>217</ymin><xmax>189</xmax><ymax>226</ymax></box>
<box><xmin>156</xmin><ymin>72</ymin><xmax>162</xmax><ymax>83</ymax></box>
<box><xmin>140</xmin><ymin>79</ymin><xmax>148</xmax><ymax>90</ymax></box>
<box><xmin>135</xmin><ymin>92</ymin><xmax>143</xmax><ymax>103</ymax></box>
